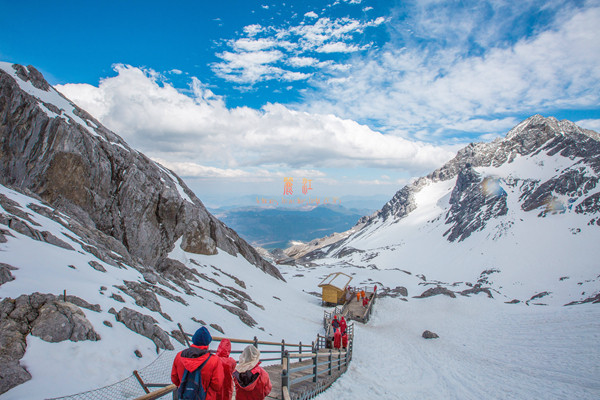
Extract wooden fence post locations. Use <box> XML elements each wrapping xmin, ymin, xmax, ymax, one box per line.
<box><xmin>133</xmin><ymin>370</ymin><xmax>149</xmax><ymax>394</ymax></box>
<box><xmin>312</xmin><ymin>351</ymin><xmax>318</xmax><ymax>383</ymax></box>
<box><xmin>281</xmin><ymin>350</ymin><xmax>290</xmax><ymax>399</ymax></box>
<box><xmin>177</xmin><ymin>323</ymin><xmax>190</xmax><ymax>347</ymax></box>
<box><xmin>328</xmin><ymin>350</ymin><xmax>332</xmax><ymax>376</ymax></box>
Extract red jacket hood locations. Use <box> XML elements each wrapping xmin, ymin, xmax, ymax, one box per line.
<box><xmin>216</xmin><ymin>339</ymin><xmax>231</xmax><ymax>357</ymax></box>
<box><xmin>180</xmin><ymin>345</ymin><xmax>211</xmax><ymax>372</ymax></box>
<box><xmin>235</xmin><ymin>365</ymin><xmax>263</xmax><ymax>392</ymax></box>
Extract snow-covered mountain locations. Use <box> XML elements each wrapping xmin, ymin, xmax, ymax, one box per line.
<box><xmin>303</xmin><ymin>115</ymin><xmax>600</xmax><ymax>306</ymax></box>
<box><xmin>2</xmin><ymin>61</ymin><xmax>599</xmax><ymax>400</ymax></box>
<box><xmin>0</xmin><ymin>63</ymin><xmax>324</xmax><ymax>398</ymax></box>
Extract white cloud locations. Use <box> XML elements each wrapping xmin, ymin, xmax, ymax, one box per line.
<box><xmin>304</xmin><ymin>5</ymin><xmax>600</xmax><ymax>140</ymax></box>
<box><xmin>169</xmin><ymin>69</ymin><xmax>183</xmax><ymax>75</ymax></box>
<box><xmin>243</xmin><ymin>24</ymin><xmax>264</xmax><ymax>36</ymax></box>
<box><xmin>287</xmin><ymin>56</ymin><xmax>320</xmax><ymax>67</ymax></box>
<box><xmin>56</xmin><ymin>65</ymin><xmax>454</xmax><ymax>175</ymax></box>
<box><xmin>316</xmin><ymin>42</ymin><xmax>363</xmax><ymax>53</ymax></box>
<box><xmin>213</xmin><ymin>50</ymin><xmax>286</xmax><ymax>83</ymax></box>
<box><xmin>576</xmin><ymin>119</ymin><xmax>600</xmax><ymax>133</ymax></box>
<box><xmin>212</xmin><ymin>15</ymin><xmax>386</xmax><ymax>84</ymax></box>
<box><xmin>154</xmin><ymin>160</ymin><xmax>253</xmax><ymax>179</ymax></box>
<box><xmin>233</xmin><ymin>38</ymin><xmax>279</xmax><ymax>51</ymax></box>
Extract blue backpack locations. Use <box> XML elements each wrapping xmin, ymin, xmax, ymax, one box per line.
<box><xmin>177</xmin><ymin>354</ymin><xmax>212</xmax><ymax>400</ymax></box>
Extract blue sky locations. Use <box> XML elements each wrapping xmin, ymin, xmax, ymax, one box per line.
<box><xmin>2</xmin><ymin>0</ymin><xmax>600</xmax><ymax>206</ymax></box>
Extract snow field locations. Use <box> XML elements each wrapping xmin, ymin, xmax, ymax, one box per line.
<box><xmin>315</xmin><ymin>297</ymin><xmax>600</xmax><ymax>400</ymax></box>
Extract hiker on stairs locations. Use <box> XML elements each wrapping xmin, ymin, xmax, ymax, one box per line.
<box><xmin>340</xmin><ymin>317</ymin><xmax>347</xmax><ymax>335</ymax></box>
<box><xmin>171</xmin><ymin>326</ymin><xmax>224</xmax><ymax>400</ymax></box>
<box><xmin>333</xmin><ymin>328</ymin><xmax>342</xmax><ymax>350</ymax></box>
<box><xmin>331</xmin><ymin>315</ymin><xmax>340</xmax><ymax>333</ymax></box>
<box><xmin>216</xmin><ymin>339</ymin><xmax>236</xmax><ymax>400</ymax></box>
<box><xmin>233</xmin><ymin>345</ymin><xmax>272</xmax><ymax>400</ymax></box>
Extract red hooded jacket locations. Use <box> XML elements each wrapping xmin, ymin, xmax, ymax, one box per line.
<box><xmin>233</xmin><ymin>363</ymin><xmax>272</xmax><ymax>400</ymax></box>
<box><xmin>171</xmin><ymin>344</ymin><xmax>224</xmax><ymax>400</ymax></box>
<box><xmin>333</xmin><ymin>329</ymin><xmax>341</xmax><ymax>349</ymax></box>
<box><xmin>216</xmin><ymin>340</ymin><xmax>236</xmax><ymax>400</ymax></box>
<box><xmin>339</xmin><ymin>317</ymin><xmax>347</xmax><ymax>335</ymax></box>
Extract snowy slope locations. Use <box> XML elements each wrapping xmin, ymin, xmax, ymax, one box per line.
<box><xmin>0</xmin><ymin>183</ymin><xmax>323</xmax><ymax>399</ymax></box>
<box><xmin>317</xmin><ymin>297</ymin><xmax>600</xmax><ymax>400</ymax></box>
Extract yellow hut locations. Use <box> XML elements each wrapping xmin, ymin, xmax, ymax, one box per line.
<box><xmin>318</xmin><ymin>272</ymin><xmax>353</xmax><ymax>305</ymax></box>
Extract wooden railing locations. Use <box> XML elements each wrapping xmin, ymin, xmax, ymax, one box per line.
<box><xmin>134</xmin><ymin>316</ymin><xmax>358</xmax><ymax>400</ymax></box>
<box><xmin>356</xmin><ymin>289</ymin><xmax>377</xmax><ymax>323</ymax></box>
<box><xmin>132</xmin><ymin>328</ymin><xmax>318</xmax><ymax>400</ymax></box>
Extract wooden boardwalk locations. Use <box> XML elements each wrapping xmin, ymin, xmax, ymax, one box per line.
<box><xmin>343</xmin><ymin>293</ymin><xmax>370</xmax><ymax>320</ymax></box>
<box><xmin>264</xmin><ymin>349</ymin><xmax>349</xmax><ymax>400</ymax></box>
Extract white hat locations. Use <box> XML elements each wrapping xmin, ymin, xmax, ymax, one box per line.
<box><xmin>236</xmin><ymin>345</ymin><xmax>261</xmax><ymax>373</ymax></box>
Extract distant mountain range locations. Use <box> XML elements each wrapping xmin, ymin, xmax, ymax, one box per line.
<box><xmin>212</xmin><ymin>204</ymin><xmax>367</xmax><ymax>249</ymax></box>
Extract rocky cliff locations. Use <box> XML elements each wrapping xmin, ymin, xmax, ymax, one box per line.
<box><xmin>0</xmin><ymin>62</ymin><xmax>281</xmax><ymax>280</ymax></box>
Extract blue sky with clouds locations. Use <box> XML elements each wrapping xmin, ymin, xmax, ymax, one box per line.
<box><xmin>2</xmin><ymin>0</ymin><xmax>600</xmax><ymax>205</ymax></box>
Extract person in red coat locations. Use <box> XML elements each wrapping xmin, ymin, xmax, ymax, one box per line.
<box><xmin>216</xmin><ymin>339</ymin><xmax>236</xmax><ymax>400</ymax></box>
<box><xmin>341</xmin><ymin>332</ymin><xmax>348</xmax><ymax>350</ymax></box>
<box><xmin>362</xmin><ymin>296</ymin><xmax>369</xmax><ymax>307</ymax></box>
<box><xmin>233</xmin><ymin>345</ymin><xmax>272</xmax><ymax>400</ymax></box>
<box><xmin>171</xmin><ymin>326</ymin><xmax>224</xmax><ymax>400</ymax></box>
<box><xmin>333</xmin><ymin>328</ymin><xmax>341</xmax><ymax>350</ymax></box>
<box><xmin>339</xmin><ymin>317</ymin><xmax>347</xmax><ymax>335</ymax></box>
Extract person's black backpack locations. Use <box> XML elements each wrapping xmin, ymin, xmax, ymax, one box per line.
<box><xmin>177</xmin><ymin>354</ymin><xmax>212</xmax><ymax>400</ymax></box>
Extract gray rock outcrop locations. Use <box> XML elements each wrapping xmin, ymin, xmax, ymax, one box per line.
<box><xmin>422</xmin><ymin>330</ymin><xmax>439</xmax><ymax>339</ymax></box>
<box><xmin>0</xmin><ymin>262</ymin><xmax>17</xmax><ymax>286</ymax></box>
<box><xmin>0</xmin><ymin>293</ymin><xmax>100</xmax><ymax>395</ymax></box>
<box><xmin>114</xmin><ymin>307</ymin><xmax>173</xmax><ymax>351</ymax></box>
<box><xmin>414</xmin><ymin>286</ymin><xmax>456</xmax><ymax>299</ymax></box>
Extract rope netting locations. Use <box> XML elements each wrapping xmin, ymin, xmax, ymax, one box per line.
<box><xmin>48</xmin><ymin>343</ymin><xmax>185</xmax><ymax>400</ymax></box>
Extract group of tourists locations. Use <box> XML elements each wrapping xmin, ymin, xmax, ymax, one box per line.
<box><xmin>171</xmin><ymin>326</ymin><xmax>272</xmax><ymax>400</ymax></box>
<box><xmin>345</xmin><ymin>286</ymin><xmax>377</xmax><ymax>308</ymax></box>
<box><xmin>330</xmin><ymin>315</ymin><xmax>349</xmax><ymax>350</ymax></box>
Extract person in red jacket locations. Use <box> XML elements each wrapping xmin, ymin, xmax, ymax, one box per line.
<box><xmin>171</xmin><ymin>326</ymin><xmax>224</xmax><ymax>400</ymax></box>
<box><xmin>339</xmin><ymin>316</ymin><xmax>347</xmax><ymax>335</ymax></box>
<box><xmin>333</xmin><ymin>328</ymin><xmax>341</xmax><ymax>350</ymax></box>
<box><xmin>233</xmin><ymin>345</ymin><xmax>272</xmax><ymax>400</ymax></box>
<box><xmin>216</xmin><ymin>339</ymin><xmax>236</xmax><ymax>400</ymax></box>
<box><xmin>341</xmin><ymin>332</ymin><xmax>348</xmax><ymax>350</ymax></box>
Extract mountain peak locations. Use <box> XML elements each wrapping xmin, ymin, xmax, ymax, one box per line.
<box><xmin>11</xmin><ymin>64</ymin><xmax>50</xmax><ymax>91</ymax></box>
<box><xmin>506</xmin><ymin>114</ymin><xmax>599</xmax><ymax>142</ymax></box>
